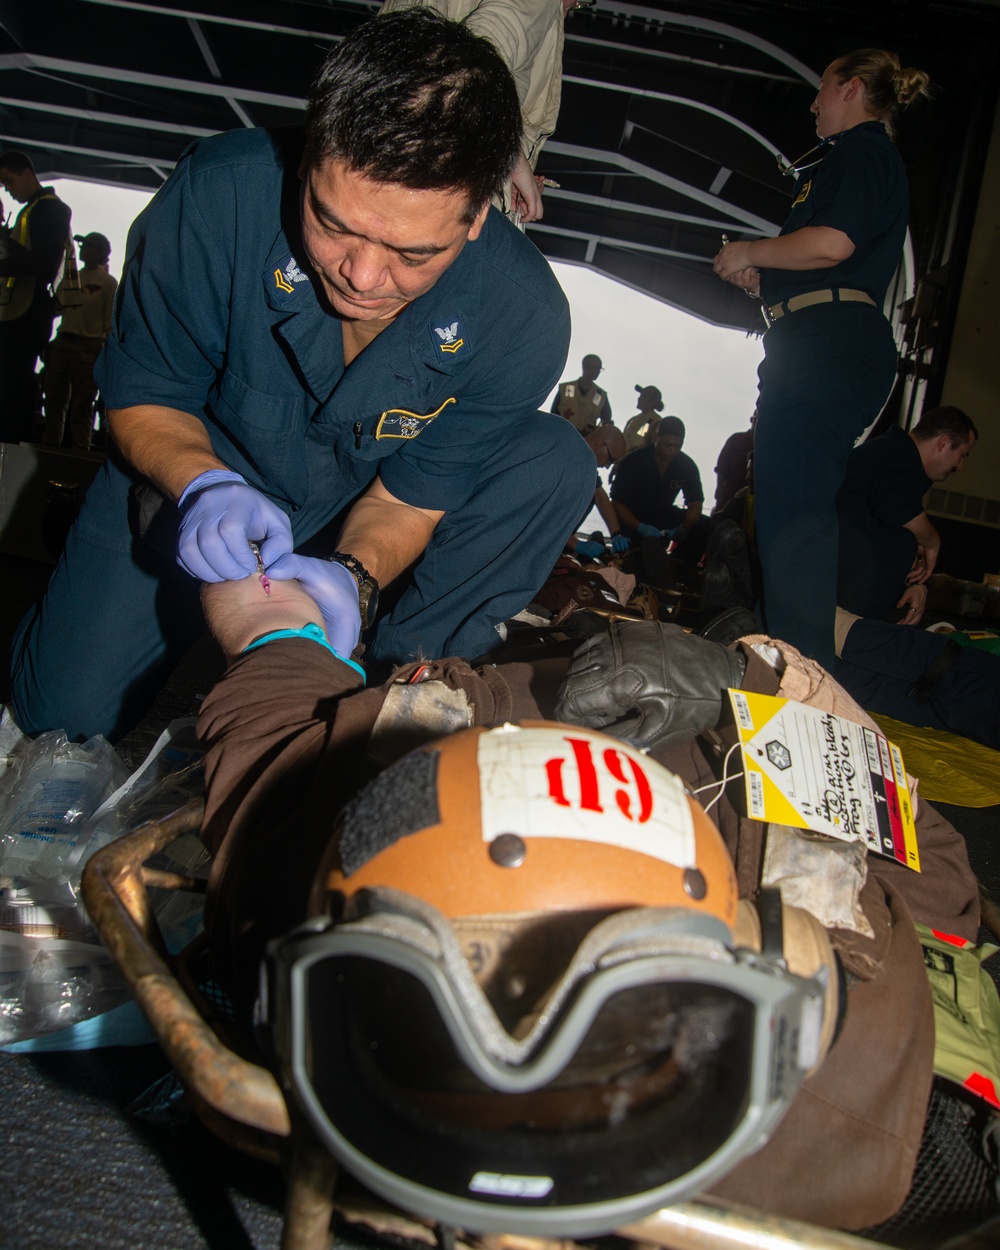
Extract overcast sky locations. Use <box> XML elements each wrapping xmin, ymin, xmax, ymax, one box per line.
<box><xmin>38</xmin><ymin>177</ymin><xmax>764</xmax><ymax>518</ymax></box>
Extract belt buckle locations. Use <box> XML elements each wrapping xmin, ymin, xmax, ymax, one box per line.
<box><xmin>760</xmin><ymin>303</ymin><xmax>775</xmax><ymax>329</ymax></box>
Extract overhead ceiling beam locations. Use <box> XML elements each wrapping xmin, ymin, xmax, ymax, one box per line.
<box><xmin>79</xmin><ymin>0</ymin><xmax>816</xmax><ymax>87</ymax></box>
<box><xmin>543</xmin><ymin>185</ymin><xmax>761</xmax><ymax>234</ymax></box>
<box><xmin>562</xmin><ymin>74</ymin><xmax>788</xmax><ymax>160</ymax></box>
<box><xmin>78</xmin><ymin>0</ymin><xmax>338</xmax><ymax>41</ymax></box>
<box><xmin>186</xmin><ymin>16</ymin><xmax>255</xmax><ymax>126</ymax></box>
<box><xmin>564</xmin><ymin>32</ymin><xmax>802</xmax><ymax>84</ymax></box>
<box><xmin>0</xmin><ymin>94</ymin><xmax>215</xmax><ymax>137</ymax></box>
<box><xmin>591</xmin><ymin>4</ymin><xmax>820</xmax><ymax>84</ymax></box>
<box><xmin>0</xmin><ymin>52</ymin><xmax>305</xmax><ymax>110</ymax></box>
<box><xmin>527</xmin><ymin>218</ymin><xmax>708</xmax><ymax>264</ymax></box>
<box><xmin>0</xmin><ymin>130</ymin><xmax>173</xmax><ymax>178</ymax></box>
<box><xmin>544</xmin><ymin>141</ymin><xmax>778</xmax><ymax>231</ymax></box>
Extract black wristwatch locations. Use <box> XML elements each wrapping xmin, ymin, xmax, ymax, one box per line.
<box><xmin>325</xmin><ymin>551</ymin><xmax>380</xmax><ymax>630</ymax></box>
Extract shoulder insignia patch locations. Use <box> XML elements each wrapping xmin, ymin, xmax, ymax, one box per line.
<box><xmin>429</xmin><ymin>317</ymin><xmax>468</xmax><ymax>357</ymax></box>
<box><xmin>375</xmin><ymin>396</ymin><xmax>456</xmax><ymax>440</ymax></box>
<box><xmin>273</xmin><ymin>254</ymin><xmax>310</xmax><ymax>296</ymax></box>
<box><xmin>792</xmin><ymin>178</ymin><xmax>812</xmax><ymax>207</ymax></box>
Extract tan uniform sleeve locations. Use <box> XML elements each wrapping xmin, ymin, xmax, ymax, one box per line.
<box><xmin>378</xmin><ymin>0</ymin><xmax>564</xmax><ymax>166</ymax></box>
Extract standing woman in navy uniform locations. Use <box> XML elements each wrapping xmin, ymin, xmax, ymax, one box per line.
<box><xmin>713</xmin><ymin>50</ymin><xmax>929</xmax><ymax>669</ymax></box>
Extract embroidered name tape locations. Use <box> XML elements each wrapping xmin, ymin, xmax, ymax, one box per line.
<box><xmin>375</xmin><ymin>396</ymin><xmax>456</xmax><ymax>440</ymax></box>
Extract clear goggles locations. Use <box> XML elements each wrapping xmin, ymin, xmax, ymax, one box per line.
<box><xmin>266</xmin><ymin>888</ymin><xmax>830</xmax><ymax>1237</ymax></box>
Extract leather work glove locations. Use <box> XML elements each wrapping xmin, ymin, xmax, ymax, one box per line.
<box><xmin>610</xmin><ymin>532</ymin><xmax>631</xmax><ymax>554</ymax></box>
<box><xmin>177</xmin><ymin>470</ymin><xmax>293</xmax><ymax>582</ymax></box>
<box><xmin>574</xmin><ymin>539</ymin><xmax>606</xmax><ymax>560</ymax></box>
<box><xmin>555</xmin><ymin>619</ymin><xmax>747</xmax><ymax>750</ymax></box>
<box><xmin>636</xmin><ymin>522</ymin><xmax>663</xmax><ymax>539</ymax></box>
<box><xmin>264</xmin><ymin>553</ymin><xmax>362</xmax><ymax>658</ymax></box>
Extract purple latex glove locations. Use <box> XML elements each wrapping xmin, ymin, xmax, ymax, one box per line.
<box><xmin>610</xmin><ymin>532</ymin><xmax>631</xmax><ymax>553</ymax></box>
<box><xmin>177</xmin><ymin>471</ymin><xmax>293</xmax><ymax>582</ymax></box>
<box><xmin>575</xmin><ymin>539</ymin><xmax>606</xmax><ymax>560</ymax></box>
<box><xmin>264</xmin><ymin>553</ymin><xmax>362</xmax><ymax>658</ymax></box>
<box><xmin>636</xmin><ymin>522</ymin><xmax>663</xmax><ymax>539</ymax></box>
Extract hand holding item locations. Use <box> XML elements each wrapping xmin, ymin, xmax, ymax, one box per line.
<box><xmin>727</xmin><ymin>266</ymin><xmax>762</xmax><ymax>297</ymax></box>
<box><xmin>712</xmin><ymin>240</ymin><xmax>755</xmax><ymax>281</ymax></box>
<box><xmin>177</xmin><ymin>470</ymin><xmax>293</xmax><ymax>582</ymax></box>
<box><xmin>510</xmin><ymin>153</ymin><xmax>544</xmax><ymax>222</ymax></box>
<box><xmin>264</xmin><ymin>553</ymin><xmax>362</xmax><ymax>658</ymax></box>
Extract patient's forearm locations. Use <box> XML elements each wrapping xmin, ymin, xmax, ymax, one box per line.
<box><xmin>202</xmin><ymin>575</ymin><xmax>324</xmax><ymax>662</ymax></box>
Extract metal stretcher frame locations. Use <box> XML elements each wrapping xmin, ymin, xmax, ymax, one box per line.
<box><xmin>81</xmin><ymin>798</ymin><xmax>889</xmax><ymax>1250</ymax></box>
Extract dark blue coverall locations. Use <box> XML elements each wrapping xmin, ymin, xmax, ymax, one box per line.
<box><xmin>835</xmin><ymin>425</ymin><xmax>931</xmax><ymax>619</ymax></box>
<box><xmin>10</xmin><ymin>128</ymin><xmax>592</xmax><ymax>742</ymax></box>
<box><xmin>838</xmin><ymin>619</ymin><xmax>1000</xmax><ymax>750</ymax></box>
<box><xmin>755</xmin><ymin>121</ymin><xmax>908</xmax><ymax>669</ymax></box>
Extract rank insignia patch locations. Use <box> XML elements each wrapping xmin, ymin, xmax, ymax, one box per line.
<box><xmin>430</xmin><ymin>317</ymin><xmax>468</xmax><ymax>357</ymax></box>
<box><xmin>375</xmin><ymin>397</ymin><xmax>456</xmax><ymax>440</ymax></box>
<box><xmin>273</xmin><ymin>254</ymin><xmax>310</xmax><ymax>296</ymax></box>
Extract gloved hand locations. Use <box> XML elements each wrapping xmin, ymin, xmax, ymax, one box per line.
<box><xmin>636</xmin><ymin>522</ymin><xmax>663</xmax><ymax>539</ymax></box>
<box><xmin>555</xmin><ymin>619</ymin><xmax>747</xmax><ymax>750</ymax></box>
<box><xmin>610</xmin><ymin>532</ymin><xmax>631</xmax><ymax>554</ymax></box>
<box><xmin>264</xmin><ymin>552</ymin><xmax>361</xmax><ymax>658</ymax></box>
<box><xmin>574</xmin><ymin>539</ymin><xmax>606</xmax><ymax>560</ymax></box>
<box><xmin>177</xmin><ymin>470</ymin><xmax>293</xmax><ymax>582</ymax></box>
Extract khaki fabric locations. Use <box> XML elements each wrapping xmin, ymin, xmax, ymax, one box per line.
<box><xmin>621</xmin><ymin>411</ymin><xmax>661</xmax><ymax>456</ymax></box>
<box><xmin>379</xmin><ymin>0</ymin><xmax>564</xmax><ymax>207</ymax></box>
<box><xmin>555</xmin><ymin>379</ymin><xmax>608</xmax><ymax>433</ymax></box>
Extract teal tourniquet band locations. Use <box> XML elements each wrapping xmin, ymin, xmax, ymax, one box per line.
<box><xmin>241</xmin><ymin>623</ymin><xmax>366</xmax><ymax>684</ymax></box>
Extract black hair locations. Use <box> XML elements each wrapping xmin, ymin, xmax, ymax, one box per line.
<box><xmin>657</xmin><ymin>415</ymin><xmax>686</xmax><ymax>440</ymax></box>
<box><xmin>635</xmin><ymin>384</ymin><xmax>664</xmax><ymax>411</ymax></box>
<box><xmin>0</xmin><ymin>149</ymin><xmax>35</xmax><ymax>175</ymax></box>
<box><xmin>304</xmin><ymin>9</ymin><xmax>522</xmax><ymax>222</ymax></box>
<box><xmin>912</xmin><ymin>406</ymin><xmax>978</xmax><ymax>446</ymax></box>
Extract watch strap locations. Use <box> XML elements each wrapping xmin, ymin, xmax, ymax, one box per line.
<box><xmin>325</xmin><ymin>551</ymin><xmax>380</xmax><ymax>629</ymax></box>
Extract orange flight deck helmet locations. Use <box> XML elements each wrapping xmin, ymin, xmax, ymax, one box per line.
<box><xmin>267</xmin><ymin>723</ymin><xmax>840</xmax><ymax>1236</ymax></box>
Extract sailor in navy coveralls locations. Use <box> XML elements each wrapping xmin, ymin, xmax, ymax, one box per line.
<box><xmin>11</xmin><ymin>11</ymin><xmax>592</xmax><ymax>742</ymax></box>
<box><xmin>713</xmin><ymin>50</ymin><xmax>929</xmax><ymax>669</ymax></box>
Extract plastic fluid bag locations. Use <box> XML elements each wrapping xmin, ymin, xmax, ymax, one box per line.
<box><xmin>0</xmin><ymin>731</ymin><xmax>126</xmax><ymax>886</ymax></box>
<box><xmin>59</xmin><ymin>718</ymin><xmax>204</xmax><ymax>903</ymax></box>
<box><xmin>0</xmin><ymin>718</ymin><xmax>206</xmax><ymax>1048</ymax></box>
<box><xmin>0</xmin><ymin>930</ymin><xmax>132</xmax><ymax>1046</ymax></box>
<box><xmin>0</xmin><ymin>705</ymin><xmax>32</xmax><ymax>827</ymax></box>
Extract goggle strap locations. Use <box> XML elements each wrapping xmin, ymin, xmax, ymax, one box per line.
<box><xmin>756</xmin><ymin>887</ymin><xmax>787</xmax><ymax>964</ymax></box>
